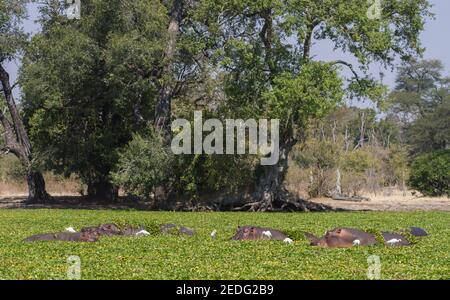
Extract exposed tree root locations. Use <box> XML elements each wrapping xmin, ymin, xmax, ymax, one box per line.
<box><xmin>232</xmin><ymin>190</ymin><xmax>337</xmax><ymax>212</ymax></box>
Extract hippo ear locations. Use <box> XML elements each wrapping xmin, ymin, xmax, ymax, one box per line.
<box><xmin>304</xmin><ymin>232</ymin><xmax>320</xmax><ymax>246</ymax></box>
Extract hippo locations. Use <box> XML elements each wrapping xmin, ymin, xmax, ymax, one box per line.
<box><xmin>381</xmin><ymin>232</ymin><xmax>410</xmax><ymax>246</ymax></box>
<box><xmin>120</xmin><ymin>226</ymin><xmax>144</xmax><ymax>235</ymax></box>
<box><xmin>80</xmin><ymin>224</ymin><xmax>122</xmax><ymax>236</ymax></box>
<box><xmin>304</xmin><ymin>227</ymin><xmax>428</xmax><ymax>248</ymax></box>
<box><xmin>81</xmin><ymin>223</ymin><xmax>147</xmax><ymax>236</ymax></box>
<box><xmin>232</xmin><ymin>226</ymin><xmax>289</xmax><ymax>241</ymax></box>
<box><xmin>405</xmin><ymin>227</ymin><xmax>428</xmax><ymax>237</ymax></box>
<box><xmin>304</xmin><ymin>228</ymin><xmax>377</xmax><ymax>248</ymax></box>
<box><xmin>24</xmin><ymin>231</ymin><xmax>98</xmax><ymax>243</ymax></box>
<box><xmin>160</xmin><ymin>224</ymin><xmax>195</xmax><ymax>236</ymax></box>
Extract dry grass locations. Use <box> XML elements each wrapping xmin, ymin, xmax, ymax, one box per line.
<box><xmin>309</xmin><ymin>190</ymin><xmax>450</xmax><ymax>212</ymax></box>
<box><xmin>285</xmin><ymin>163</ymin><xmax>449</xmax><ymax>211</ymax></box>
<box><xmin>0</xmin><ymin>173</ymin><xmax>82</xmax><ymax>197</ymax></box>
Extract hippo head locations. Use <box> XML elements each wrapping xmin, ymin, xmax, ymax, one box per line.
<box><xmin>81</xmin><ymin>223</ymin><xmax>121</xmax><ymax>236</ymax></box>
<box><xmin>322</xmin><ymin>228</ymin><xmax>356</xmax><ymax>248</ymax></box>
<box><xmin>314</xmin><ymin>228</ymin><xmax>377</xmax><ymax>248</ymax></box>
<box><xmin>305</xmin><ymin>228</ymin><xmax>364</xmax><ymax>248</ymax></box>
<box><xmin>80</xmin><ymin>231</ymin><xmax>99</xmax><ymax>242</ymax></box>
<box><xmin>232</xmin><ymin>226</ymin><xmax>259</xmax><ymax>240</ymax></box>
<box><xmin>97</xmin><ymin>224</ymin><xmax>121</xmax><ymax>235</ymax></box>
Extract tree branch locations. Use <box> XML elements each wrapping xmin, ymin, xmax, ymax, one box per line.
<box><xmin>259</xmin><ymin>9</ymin><xmax>275</xmax><ymax>76</ymax></box>
<box><xmin>303</xmin><ymin>22</ymin><xmax>317</xmax><ymax>60</ymax></box>
<box><xmin>11</xmin><ymin>81</ymin><xmax>19</xmax><ymax>91</ymax></box>
<box><xmin>0</xmin><ymin>64</ymin><xmax>32</xmax><ymax>154</ymax></box>
<box><xmin>330</xmin><ymin>60</ymin><xmax>362</xmax><ymax>86</ymax></box>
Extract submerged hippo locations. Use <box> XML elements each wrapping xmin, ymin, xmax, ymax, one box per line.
<box><xmin>304</xmin><ymin>227</ymin><xmax>428</xmax><ymax>248</ymax></box>
<box><xmin>304</xmin><ymin>228</ymin><xmax>377</xmax><ymax>248</ymax></box>
<box><xmin>81</xmin><ymin>223</ymin><xmax>146</xmax><ymax>236</ymax></box>
<box><xmin>232</xmin><ymin>226</ymin><xmax>289</xmax><ymax>241</ymax></box>
<box><xmin>405</xmin><ymin>227</ymin><xmax>428</xmax><ymax>237</ymax></box>
<box><xmin>160</xmin><ymin>224</ymin><xmax>195</xmax><ymax>236</ymax></box>
<box><xmin>24</xmin><ymin>231</ymin><xmax>98</xmax><ymax>243</ymax></box>
<box><xmin>121</xmin><ymin>225</ymin><xmax>146</xmax><ymax>236</ymax></box>
<box><xmin>81</xmin><ymin>223</ymin><xmax>122</xmax><ymax>236</ymax></box>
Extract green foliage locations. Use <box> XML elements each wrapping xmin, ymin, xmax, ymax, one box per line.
<box><xmin>173</xmin><ymin>152</ymin><xmax>256</xmax><ymax>197</ymax></box>
<box><xmin>283</xmin><ymin>229</ymin><xmax>307</xmax><ymax>242</ymax></box>
<box><xmin>0</xmin><ymin>0</ymin><xmax>28</xmax><ymax>62</ymax></box>
<box><xmin>408</xmin><ymin>150</ymin><xmax>450</xmax><ymax>197</ymax></box>
<box><xmin>111</xmin><ymin>131</ymin><xmax>174</xmax><ymax>199</ymax></box>
<box><xmin>263</xmin><ymin>63</ymin><xmax>344</xmax><ymax>128</ymax></box>
<box><xmin>0</xmin><ymin>209</ymin><xmax>448</xmax><ymax>279</ymax></box>
<box><xmin>110</xmin><ymin>217</ymin><xmax>161</xmax><ymax>235</ymax></box>
<box><xmin>18</xmin><ymin>0</ymin><xmax>432</xmax><ymax>201</ymax></box>
<box><xmin>407</xmin><ymin>99</ymin><xmax>450</xmax><ymax>155</ymax></box>
<box><xmin>20</xmin><ymin>0</ymin><xmax>168</xmax><ymax>191</ymax></box>
<box><xmin>0</xmin><ymin>154</ymin><xmax>26</xmax><ymax>181</ymax></box>
<box><xmin>389</xmin><ymin>59</ymin><xmax>450</xmax><ymax>156</ymax></box>
<box><xmin>384</xmin><ymin>147</ymin><xmax>409</xmax><ymax>186</ymax></box>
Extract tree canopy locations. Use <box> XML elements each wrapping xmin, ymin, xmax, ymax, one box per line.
<box><xmin>19</xmin><ymin>0</ymin><xmax>435</xmax><ymax>206</ymax></box>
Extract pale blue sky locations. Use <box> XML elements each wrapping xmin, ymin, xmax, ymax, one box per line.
<box><xmin>5</xmin><ymin>0</ymin><xmax>450</xmax><ymax>104</ymax></box>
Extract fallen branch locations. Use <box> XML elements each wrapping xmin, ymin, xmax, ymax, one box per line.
<box><xmin>332</xmin><ymin>195</ymin><xmax>371</xmax><ymax>202</ymax></box>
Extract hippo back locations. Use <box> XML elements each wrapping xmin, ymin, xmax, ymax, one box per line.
<box><xmin>232</xmin><ymin>226</ymin><xmax>288</xmax><ymax>241</ymax></box>
<box><xmin>321</xmin><ymin>228</ymin><xmax>377</xmax><ymax>248</ymax></box>
<box><xmin>24</xmin><ymin>232</ymin><xmax>98</xmax><ymax>242</ymax></box>
<box><xmin>160</xmin><ymin>224</ymin><xmax>195</xmax><ymax>236</ymax></box>
<box><xmin>382</xmin><ymin>232</ymin><xmax>410</xmax><ymax>246</ymax></box>
<box><xmin>81</xmin><ymin>224</ymin><xmax>121</xmax><ymax>236</ymax></box>
<box><xmin>409</xmin><ymin>227</ymin><xmax>428</xmax><ymax>237</ymax></box>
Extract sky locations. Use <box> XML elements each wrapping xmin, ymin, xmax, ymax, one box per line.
<box><xmin>313</xmin><ymin>0</ymin><xmax>450</xmax><ymax>86</ymax></box>
<box><xmin>4</xmin><ymin>0</ymin><xmax>450</xmax><ymax>104</ymax></box>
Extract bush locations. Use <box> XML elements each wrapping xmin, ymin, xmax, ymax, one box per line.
<box><xmin>408</xmin><ymin>150</ymin><xmax>450</xmax><ymax>197</ymax></box>
<box><xmin>0</xmin><ymin>155</ymin><xmax>26</xmax><ymax>182</ymax></box>
<box><xmin>111</xmin><ymin>132</ymin><xmax>174</xmax><ymax>200</ymax></box>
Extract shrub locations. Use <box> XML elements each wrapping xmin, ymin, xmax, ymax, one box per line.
<box><xmin>408</xmin><ymin>150</ymin><xmax>450</xmax><ymax>197</ymax></box>
<box><xmin>111</xmin><ymin>132</ymin><xmax>174</xmax><ymax>200</ymax></box>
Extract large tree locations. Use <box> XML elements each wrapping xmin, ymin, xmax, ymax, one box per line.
<box><xmin>20</xmin><ymin>0</ymin><xmax>169</xmax><ymax>201</ymax></box>
<box><xmin>389</xmin><ymin>59</ymin><xmax>450</xmax><ymax>155</ymax></box>
<box><xmin>20</xmin><ymin>0</ymin><xmax>204</xmax><ymax>201</ymax></box>
<box><xmin>0</xmin><ymin>0</ymin><xmax>50</xmax><ymax>203</ymax></box>
<box><xmin>20</xmin><ymin>0</ymin><xmax>432</xmax><ymax>208</ymax></box>
<box><xmin>192</xmin><ymin>0</ymin><xmax>431</xmax><ymax>210</ymax></box>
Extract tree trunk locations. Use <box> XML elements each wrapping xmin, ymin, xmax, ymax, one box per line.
<box><xmin>239</xmin><ymin>142</ymin><xmax>331</xmax><ymax>212</ymax></box>
<box><xmin>253</xmin><ymin>149</ymin><xmax>288</xmax><ymax>211</ymax></box>
<box><xmin>87</xmin><ymin>179</ymin><xmax>118</xmax><ymax>202</ymax></box>
<box><xmin>359</xmin><ymin>112</ymin><xmax>365</xmax><ymax>148</ymax></box>
<box><xmin>335</xmin><ymin>168</ymin><xmax>342</xmax><ymax>195</ymax></box>
<box><xmin>155</xmin><ymin>0</ymin><xmax>184</xmax><ymax>143</ymax></box>
<box><xmin>0</xmin><ymin>64</ymin><xmax>51</xmax><ymax>203</ymax></box>
<box><xmin>27</xmin><ymin>171</ymin><xmax>51</xmax><ymax>203</ymax></box>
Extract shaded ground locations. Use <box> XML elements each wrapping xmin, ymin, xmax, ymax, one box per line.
<box><xmin>0</xmin><ymin>196</ymin><xmax>152</xmax><ymax>210</ymax></box>
<box><xmin>0</xmin><ymin>192</ymin><xmax>449</xmax><ymax>212</ymax></box>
